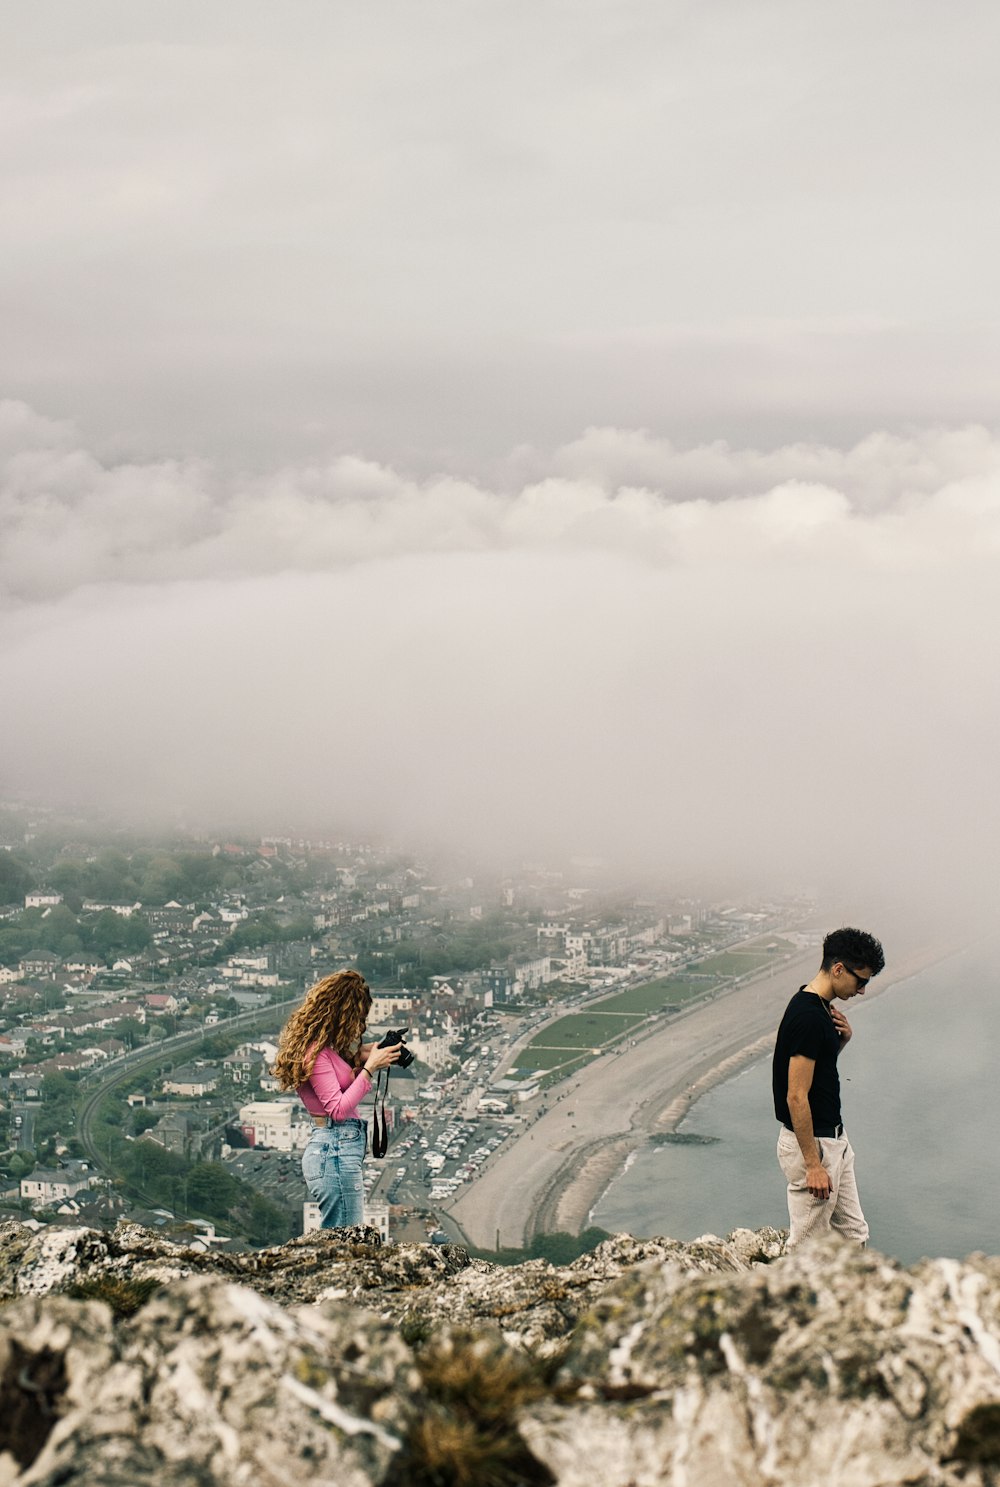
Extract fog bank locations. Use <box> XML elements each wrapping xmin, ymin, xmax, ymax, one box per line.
<box><xmin>2</xmin><ymin>403</ymin><xmax>997</xmax><ymax>923</ymax></box>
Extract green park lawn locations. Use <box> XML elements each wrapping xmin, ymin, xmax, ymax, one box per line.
<box><xmin>510</xmin><ymin>1009</ymin><xmax>644</xmax><ymax>1077</ymax></box>
<box><xmin>596</xmin><ymin>974</ymin><xmax>715</xmax><ymax>1015</ymax></box>
<box><xmin>694</xmin><ymin>949</ymin><xmax>781</xmax><ymax>977</ymax></box>
<box><xmin>508</xmin><ymin>940</ymin><xmax>794</xmax><ymax>1083</ymax></box>
<box><xmin>528</xmin><ymin>1010</ymin><xmax>646</xmax><ymax>1049</ymax></box>
<box><xmin>510</xmin><ymin>1045</ymin><xmax>588</xmax><ymax>1071</ymax></box>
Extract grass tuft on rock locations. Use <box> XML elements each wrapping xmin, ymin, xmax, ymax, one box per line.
<box><xmin>66</xmin><ymin>1274</ymin><xmax>161</xmax><ymax>1319</ymax></box>
<box><xmin>389</xmin><ymin>1331</ymin><xmax>558</xmax><ymax>1487</ymax></box>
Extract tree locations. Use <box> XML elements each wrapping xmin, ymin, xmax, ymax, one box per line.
<box><xmin>85</xmin><ymin>848</ymin><xmax>136</xmax><ymax>903</ymax></box>
<box><xmin>135</xmin><ymin>853</ymin><xmax>187</xmax><ymax>906</ymax></box>
<box><xmin>116</xmin><ymin>1018</ymin><xmax>146</xmax><ymax>1050</ymax></box>
<box><xmin>89</xmin><ymin>909</ymin><xmax>122</xmax><ymax>955</ymax></box>
<box><xmin>37</xmin><ymin>905</ymin><xmax>83</xmax><ymax>953</ymax></box>
<box><xmin>0</xmin><ymin>925</ymin><xmax>33</xmax><ymax>966</ymax></box>
<box><xmin>240</xmin><ymin>1191</ymin><xmax>292</xmax><ymax>1246</ymax></box>
<box><xmin>48</xmin><ymin>861</ymin><xmax>86</xmax><ymax>912</ymax></box>
<box><xmin>122</xmin><ymin>913</ymin><xmax>153</xmax><ymax>952</ymax></box>
<box><xmin>0</xmin><ymin>854</ymin><xmax>32</xmax><ymax>907</ymax></box>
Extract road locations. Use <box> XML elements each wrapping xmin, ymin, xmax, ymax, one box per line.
<box><xmin>9</xmin><ymin>1100</ymin><xmax>37</xmax><ymax>1153</ymax></box>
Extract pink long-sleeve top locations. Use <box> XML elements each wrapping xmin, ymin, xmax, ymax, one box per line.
<box><xmin>297</xmin><ymin>1046</ymin><xmax>372</xmax><ymax>1122</ymax></box>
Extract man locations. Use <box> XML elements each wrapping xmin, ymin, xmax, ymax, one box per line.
<box><xmin>773</xmin><ymin>926</ymin><xmax>885</xmax><ymax>1248</ymax></box>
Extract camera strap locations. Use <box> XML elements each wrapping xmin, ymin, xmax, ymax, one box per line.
<box><xmin>371</xmin><ymin>1068</ymin><xmax>389</xmax><ymax>1159</ymax></box>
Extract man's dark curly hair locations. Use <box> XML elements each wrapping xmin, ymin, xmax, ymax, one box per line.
<box><xmin>821</xmin><ymin>927</ymin><xmax>885</xmax><ymax>977</ymax></box>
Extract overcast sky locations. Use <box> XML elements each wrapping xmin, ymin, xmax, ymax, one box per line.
<box><xmin>2</xmin><ymin>2</ymin><xmax>999</xmax><ymax>922</ymax></box>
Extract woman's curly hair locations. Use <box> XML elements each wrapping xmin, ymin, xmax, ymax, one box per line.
<box><xmin>271</xmin><ymin>969</ymin><xmax>372</xmax><ymax>1090</ymax></box>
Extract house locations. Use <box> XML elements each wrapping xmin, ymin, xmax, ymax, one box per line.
<box><xmin>229</xmin><ymin>990</ymin><xmax>271</xmax><ymax>1010</ymax></box>
<box><xmin>20</xmin><ymin>1164</ymin><xmax>92</xmax><ymax>1206</ymax></box>
<box><xmin>18</xmin><ymin>951</ymin><xmax>61</xmax><ymax>980</ymax></box>
<box><xmin>428</xmin><ymin>976</ymin><xmax>459</xmax><ymax>996</ymax></box>
<box><xmin>63</xmin><ymin>954</ymin><xmax>102</xmax><ymax>978</ymax></box>
<box><xmin>219</xmin><ymin>957</ymin><xmax>280</xmax><ymax>988</ymax></box>
<box><xmin>30</xmin><ymin>1001</ymin><xmax>145</xmax><ymax>1038</ymax></box>
<box><xmin>161</xmin><ymin>1064</ymin><xmax>221</xmax><ymax>1097</ymax></box>
<box><xmin>25</xmin><ymin>891</ymin><xmax>63</xmax><ymax>909</ymax></box>
<box><xmin>144</xmin><ymin>993</ymin><xmax>180</xmax><ymax>1015</ymax></box>
<box><xmin>222</xmin><ymin>1047</ymin><xmax>269</xmax><ymax>1085</ymax></box>
<box><xmin>369</xmin><ymin>992</ymin><xmax>414</xmax><ymax>1022</ymax></box>
<box><xmin>509</xmin><ymin>954</ymin><xmax>553</xmax><ymax>994</ymax></box>
<box><xmin>83</xmin><ymin>1038</ymin><xmax>126</xmax><ymax>1063</ymax></box>
<box><xmin>145</xmin><ymin>902</ymin><xmax>195</xmax><ymax>933</ymax></box>
<box><xmin>406</xmin><ymin>1015</ymin><xmax>457</xmax><ymax>1072</ymax></box>
<box><xmin>81</xmin><ymin>900</ymin><xmax>142</xmax><ymax>918</ymax></box>
<box><xmin>35</xmin><ymin>1051</ymin><xmax>96</xmax><ymax>1076</ymax></box>
<box><xmin>7</xmin><ymin>1067</ymin><xmax>44</xmax><ymax>1098</ymax></box>
<box><xmin>141</xmin><ymin>1112</ymin><xmax>191</xmax><ymax>1155</ymax></box>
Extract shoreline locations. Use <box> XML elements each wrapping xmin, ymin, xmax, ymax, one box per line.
<box><xmin>447</xmin><ymin>936</ymin><xmax>963</xmax><ymax>1250</ymax></box>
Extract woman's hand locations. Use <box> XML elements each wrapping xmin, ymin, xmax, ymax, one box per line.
<box><xmin>363</xmin><ymin>1041</ymin><xmax>403</xmax><ymax>1074</ymax></box>
<box><xmin>358</xmin><ymin>1042</ymin><xmax>375</xmax><ymax>1062</ymax></box>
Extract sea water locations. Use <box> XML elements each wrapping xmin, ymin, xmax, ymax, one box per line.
<box><xmin>591</xmin><ymin>943</ymin><xmax>999</xmax><ymax>1263</ymax></box>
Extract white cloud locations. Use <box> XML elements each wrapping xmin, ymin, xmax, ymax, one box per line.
<box><xmin>3</xmin><ymin>405</ymin><xmax>1000</xmax><ymax>606</ymax></box>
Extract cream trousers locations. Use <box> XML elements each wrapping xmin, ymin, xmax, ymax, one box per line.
<box><xmin>776</xmin><ymin>1125</ymin><xmax>869</xmax><ymax>1248</ymax></box>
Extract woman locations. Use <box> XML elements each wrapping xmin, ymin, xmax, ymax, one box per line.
<box><xmin>272</xmin><ymin>968</ymin><xmax>401</xmax><ymax>1229</ymax></box>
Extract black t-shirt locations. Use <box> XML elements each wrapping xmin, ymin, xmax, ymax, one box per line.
<box><xmin>772</xmin><ymin>987</ymin><xmax>842</xmax><ymax>1128</ymax></box>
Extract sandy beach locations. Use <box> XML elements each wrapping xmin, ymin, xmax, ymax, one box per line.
<box><xmin>447</xmin><ymin>939</ymin><xmax>955</xmax><ymax>1250</ymax></box>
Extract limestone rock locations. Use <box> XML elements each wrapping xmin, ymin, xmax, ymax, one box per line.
<box><xmin>521</xmin><ymin>1238</ymin><xmax>1000</xmax><ymax>1486</ymax></box>
<box><xmin>0</xmin><ymin>1221</ymin><xmax>769</xmax><ymax>1351</ymax></box>
<box><xmin>4</xmin><ymin>1220</ymin><xmax>1000</xmax><ymax>1486</ymax></box>
<box><xmin>0</xmin><ymin>1277</ymin><xmax>415</xmax><ymax>1486</ymax></box>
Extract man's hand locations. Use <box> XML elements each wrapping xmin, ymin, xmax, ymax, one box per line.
<box><xmin>830</xmin><ymin>1006</ymin><xmax>853</xmax><ymax>1043</ymax></box>
<box><xmin>806</xmin><ymin>1163</ymin><xmax>832</xmax><ymax>1199</ymax></box>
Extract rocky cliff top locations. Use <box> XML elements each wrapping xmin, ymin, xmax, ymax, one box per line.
<box><xmin>2</xmin><ymin>1220</ymin><xmax>1000</xmax><ymax>1486</ymax></box>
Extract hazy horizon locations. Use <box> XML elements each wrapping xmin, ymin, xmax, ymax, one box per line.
<box><xmin>3</xmin><ymin>4</ymin><xmax>998</xmax><ymax>933</ymax></box>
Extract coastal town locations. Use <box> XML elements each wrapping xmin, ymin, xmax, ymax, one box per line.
<box><xmin>0</xmin><ymin>799</ymin><xmax>812</xmax><ymax>1253</ymax></box>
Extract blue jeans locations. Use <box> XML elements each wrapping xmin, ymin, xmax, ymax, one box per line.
<box><xmin>302</xmin><ymin>1118</ymin><xmax>367</xmax><ymax>1229</ymax></box>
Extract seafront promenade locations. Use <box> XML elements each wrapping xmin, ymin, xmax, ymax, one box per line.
<box><xmin>448</xmin><ymin>939</ymin><xmax>953</xmax><ymax>1250</ymax></box>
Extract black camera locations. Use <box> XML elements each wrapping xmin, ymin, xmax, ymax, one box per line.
<box><xmin>377</xmin><ymin>1027</ymin><xmax>414</xmax><ymax>1069</ymax></box>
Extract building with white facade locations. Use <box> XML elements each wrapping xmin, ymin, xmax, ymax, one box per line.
<box><xmin>161</xmin><ymin>1064</ymin><xmax>220</xmax><ymax>1097</ymax></box>
<box><xmin>303</xmin><ymin>1199</ymin><xmax>390</xmax><ymax>1242</ymax></box>
<box><xmin>25</xmin><ymin>891</ymin><xmax>63</xmax><ymax>909</ymax></box>
<box><xmin>369</xmin><ymin>993</ymin><xmax>413</xmax><ymax>1022</ymax></box>
<box><xmin>21</xmin><ymin>1166</ymin><xmax>92</xmax><ymax>1206</ymax></box>
<box><xmin>238</xmin><ymin>1099</ymin><xmax>313</xmax><ymax>1151</ymax></box>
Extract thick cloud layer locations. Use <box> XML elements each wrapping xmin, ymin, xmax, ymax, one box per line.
<box><xmin>4</xmin><ymin>400</ymin><xmax>999</xmax><ymax>602</ymax></box>
<box><xmin>2</xmin><ymin>400</ymin><xmax>997</xmax><ymax>923</ymax></box>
